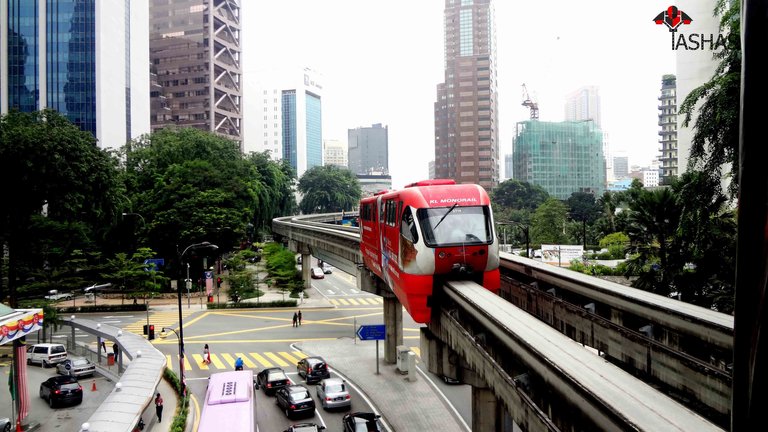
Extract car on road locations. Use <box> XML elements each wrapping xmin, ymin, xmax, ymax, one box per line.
<box><xmin>297</xmin><ymin>356</ymin><xmax>330</xmax><ymax>384</ymax></box>
<box><xmin>310</xmin><ymin>267</ymin><xmax>325</xmax><ymax>279</ymax></box>
<box><xmin>0</xmin><ymin>417</ymin><xmax>10</xmax><ymax>432</ymax></box>
<box><xmin>275</xmin><ymin>385</ymin><xmax>316</xmax><ymax>419</ymax></box>
<box><xmin>322</xmin><ymin>265</ymin><xmax>333</xmax><ymax>274</ymax></box>
<box><xmin>56</xmin><ymin>357</ymin><xmax>96</xmax><ymax>378</ymax></box>
<box><xmin>283</xmin><ymin>423</ymin><xmax>326</xmax><ymax>432</ymax></box>
<box><xmin>342</xmin><ymin>412</ymin><xmax>383</xmax><ymax>432</ymax></box>
<box><xmin>39</xmin><ymin>375</ymin><xmax>83</xmax><ymax>408</ymax></box>
<box><xmin>26</xmin><ymin>343</ymin><xmax>67</xmax><ymax>368</ymax></box>
<box><xmin>316</xmin><ymin>377</ymin><xmax>351</xmax><ymax>410</ymax></box>
<box><xmin>256</xmin><ymin>367</ymin><xmax>290</xmax><ymax>396</ymax></box>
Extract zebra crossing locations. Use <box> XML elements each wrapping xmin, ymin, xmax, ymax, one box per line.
<box><xmin>166</xmin><ymin>346</ymin><xmax>421</xmax><ymax>371</ymax></box>
<box><xmin>328</xmin><ymin>297</ymin><xmax>383</xmax><ymax>306</ymax></box>
<box><xmin>122</xmin><ymin>310</ymin><xmax>197</xmax><ymax>338</ymax></box>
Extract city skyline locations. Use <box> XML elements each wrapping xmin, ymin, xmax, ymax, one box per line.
<box><xmin>243</xmin><ymin>1</ymin><xmax>679</xmax><ymax>189</ymax></box>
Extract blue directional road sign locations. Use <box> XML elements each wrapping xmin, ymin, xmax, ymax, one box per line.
<box><xmin>143</xmin><ymin>258</ymin><xmax>165</xmax><ymax>271</ymax></box>
<box><xmin>356</xmin><ymin>324</ymin><xmax>386</xmax><ymax>341</ymax></box>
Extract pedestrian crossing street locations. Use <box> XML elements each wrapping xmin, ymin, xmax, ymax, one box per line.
<box><xmin>328</xmin><ymin>297</ymin><xmax>383</xmax><ymax>306</ymax></box>
<box><xmin>122</xmin><ymin>310</ymin><xmax>197</xmax><ymax>339</ymax></box>
<box><xmin>168</xmin><ymin>346</ymin><xmax>421</xmax><ymax>371</ymax></box>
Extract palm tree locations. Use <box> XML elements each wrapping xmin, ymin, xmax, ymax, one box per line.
<box><xmin>625</xmin><ymin>188</ymin><xmax>681</xmax><ymax>295</ymax></box>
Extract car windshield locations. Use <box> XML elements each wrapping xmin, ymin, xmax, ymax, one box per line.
<box><xmin>60</xmin><ymin>383</ymin><xmax>80</xmax><ymax>391</ymax></box>
<box><xmin>268</xmin><ymin>371</ymin><xmax>286</xmax><ymax>380</ymax></box>
<box><xmin>290</xmin><ymin>390</ymin><xmax>310</xmax><ymax>400</ymax></box>
<box><xmin>418</xmin><ymin>206</ymin><xmax>492</xmax><ymax>247</ymax></box>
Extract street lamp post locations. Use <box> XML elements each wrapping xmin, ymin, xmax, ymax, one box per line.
<box><xmin>177</xmin><ymin>241</ymin><xmax>218</xmax><ymax>394</ymax></box>
<box><xmin>497</xmin><ymin>220</ymin><xmax>530</xmax><ymax>258</ymax></box>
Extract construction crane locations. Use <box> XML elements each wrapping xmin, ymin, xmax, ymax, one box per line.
<box><xmin>521</xmin><ymin>83</ymin><xmax>539</xmax><ymax>120</ymax></box>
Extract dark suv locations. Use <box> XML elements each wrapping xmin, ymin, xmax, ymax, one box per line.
<box><xmin>297</xmin><ymin>356</ymin><xmax>330</xmax><ymax>384</ymax></box>
<box><xmin>39</xmin><ymin>375</ymin><xmax>83</xmax><ymax>408</ymax></box>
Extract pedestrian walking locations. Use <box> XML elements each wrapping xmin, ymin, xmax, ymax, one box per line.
<box><xmin>155</xmin><ymin>392</ymin><xmax>164</xmax><ymax>423</ymax></box>
<box><xmin>113</xmin><ymin>342</ymin><xmax>119</xmax><ymax>358</ymax></box>
<box><xmin>292</xmin><ymin>312</ymin><xmax>298</xmax><ymax>327</ymax></box>
<box><xmin>203</xmin><ymin>344</ymin><xmax>211</xmax><ymax>364</ymax></box>
<box><xmin>298</xmin><ymin>310</ymin><xmax>302</xmax><ymax>326</ymax></box>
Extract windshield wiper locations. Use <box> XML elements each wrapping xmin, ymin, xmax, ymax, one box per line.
<box><xmin>433</xmin><ymin>203</ymin><xmax>458</xmax><ymax>231</ymax></box>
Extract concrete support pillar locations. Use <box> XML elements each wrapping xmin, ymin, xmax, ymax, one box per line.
<box><xmin>383</xmin><ymin>295</ymin><xmax>403</xmax><ymax>364</ymax></box>
<box><xmin>301</xmin><ymin>253</ymin><xmax>311</xmax><ymax>289</ymax></box>
<box><xmin>472</xmin><ymin>386</ymin><xmax>501</xmax><ymax>432</ymax></box>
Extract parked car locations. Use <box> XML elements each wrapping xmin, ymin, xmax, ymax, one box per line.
<box><xmin>39</xmin><ymin>375</ymin><xmax>83</xmax><ymax>408</ymax></box>
<box><xmin>310</xmin><ymin>267</ymin><xmax>325</xmax><ymax>279</ymax></box>
<box><xmin>283</xmin><ymin>423</ymin><xmax>325</xmax><ymax>432</ymax></box>
<box><xmin>256</xmin><ymin>367</ymin><xmax>290</xmax><ymax>396</ymax></box>
<box><xmin>316</xmin><ymin>377</ymin><xmax>351</xmax><ymax>410</ymax></box>
<box><xmin>0</xmin><ymin>417</ymin><xmax>10</xmax><ymax>432</ymax></box>
<box><xmin>297</xmin><ymin>356</ymin><xmax>331</xmax><ymax>384</ymax></box>
<box><xmin>56</xmin><ymin>357</ymin><xmax>96</xmax><ymax>378</ymax></box>
<box><xmin>342</xmin><ymin>412</ymin><xmax>383</xmax><ymax>432</ymax></box>
<box><xmin>26</xmin><ymin>343</ymin><xmax>67</xmax><ymax>368</ymax></box>
<box><xmin>276</xmin><ymin>385</ymin><xmax>316</xmax><ymax>419</ymax></box>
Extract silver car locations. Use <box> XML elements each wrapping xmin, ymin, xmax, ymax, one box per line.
<box><xmin>56</xmin><ymin>357</ymin><xmax>96</xmax><ymax>378</ymax></box>
<box><xmin>315</xmin><ymin>377</ymin><xmax>351</xmax><ymax>410</ymax></box>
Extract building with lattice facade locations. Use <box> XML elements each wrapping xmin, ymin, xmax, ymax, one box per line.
<box><xmin>149</xmin><ymin>0</ymin><xmax>242</xmax><ymax>147</ymax></box>
<box><xmin>512</xmin><ymin>120</ymin><xmax>605</xmax><ymax>200</ymax></box>
<box><xmin>658</xmin><ymin>74</ymin><xmax>678</xmax><ymax>184</ymax></box>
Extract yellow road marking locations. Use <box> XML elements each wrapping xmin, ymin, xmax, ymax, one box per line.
<box><xmin>339</xmin><ymin>299</ymin><xmax>350</xmax><ymax>306</ymax></box>
<box><xmin>348</xmin><ymin>299</ymin><xmax>360</xmax><ymax>306</ymax></box>
<box><xmin>209</xmin><ymin>353</ymin><xmax>226</xmax><ymax>369</ymax></box>
<box><xmin>279</xmin><ymin>351</ymin><xmax>299</xmax><ymax>366</ymax></box>
<box><xmin>184</xmin><ymin>356</ymin><xmax>192</xmax><ymax>371</ymax></box>
<box><xmin>220</xmin><ymin>353</ymin><xmax>236</xmax><ymax>368</ymax></box>
<box><xmin>330</xmin><ymin>300</ymin><xmax>339</xmax><ymax>305</ymax></box>
<box><xmin>265</xmin><ymin>352</ymin><xmax>289</xmax><ymax>367</ymax></box>
<box><xmin>249</xmin><ymin>353</ymin><xmax>273</xmax><ymax>368</ymax></box>
<box><xmin>293</xmin><ymin>351</ymin><xmax>308</xmax><ymax>359</ymax></box>
<box><xmin>410</xmin><ymin>347</ymin><xmax>421</xmax><ymax>357</ymax></box>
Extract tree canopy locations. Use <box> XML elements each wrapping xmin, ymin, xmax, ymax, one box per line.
<box><xmin>492</xmin><ymin>179</ymin><xmax>550</xmax><ymax>211</ymax></box>
<box><xmin>297</xmin><ymin>165</ymin><xmax>361</xmax><ymax>214</ymax></box>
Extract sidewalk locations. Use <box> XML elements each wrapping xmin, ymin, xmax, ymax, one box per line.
<box><xmin>147</xmin><ymin>377</ymin><xmax>178</xmax><ymax>432</ymax></box>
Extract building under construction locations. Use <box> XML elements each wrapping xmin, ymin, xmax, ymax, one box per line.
<box><xmin>512</xmin><ymin>120</ymin><xmax>605</xmax><ymax>200</ymax></box>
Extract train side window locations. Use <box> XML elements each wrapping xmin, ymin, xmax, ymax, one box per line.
<box><xmin>401</xmin><ymin>207</ymin><xmax>419</xmax><ymax>243</ymax></box>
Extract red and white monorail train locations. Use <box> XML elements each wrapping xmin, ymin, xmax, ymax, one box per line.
<box><xmin>359</xmin><ymin>179</ymin><xmax>500</xmax><ymax>323</ymax></box>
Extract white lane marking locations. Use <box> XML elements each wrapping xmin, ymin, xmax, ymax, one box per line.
<box><xmin>103</xmin><ymin>316</ymin><xmax>134</xmax><ymax>319</ymax></box>
<box><xmin>326</xmin><ymin>290</ymin><xmax>336</xmax><ymax>295</ymax></box>
<box><xmin>416</xmin><ymin>365</ymin><xmax>471</xmax><ymax>432</ymax></box>
<box><xmin>100</xmin><ymin>320</ymin><xmax>122</xmax><ymax>324</ymax></box>
<box><xmin>349</xmin><ymin>289</ymin><xmax>359</xmax><ymax>294</ymax></box>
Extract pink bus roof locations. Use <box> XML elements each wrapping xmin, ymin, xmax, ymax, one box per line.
<box><xmin>198</xmin><ymin>370</ymin><xmax>254</xmax><ymax>432</ymax></box>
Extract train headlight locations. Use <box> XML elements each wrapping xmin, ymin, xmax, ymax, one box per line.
<box><xmin>438</xmin><ymin>252</ymin><xmax>446</xmax><ymax>259</ymax></box>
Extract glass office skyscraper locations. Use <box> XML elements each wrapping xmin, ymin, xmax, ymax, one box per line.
<box><xmin>1</xmin><ymin>0</ymin><xmax>149</xmax><ymax>147</ymax></box>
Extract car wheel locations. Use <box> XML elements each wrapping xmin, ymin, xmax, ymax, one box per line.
<box><xmin>284</xmin><ymin>409</ymin><xmax>290</xmax><ymax>418</ymax></box>
<box><xmin>39</xmin><ymin>388</ymin><xmax>44</xmax><ymax>398</ymax></box>
<box><xmin>42</xmin><ymin>360</ymin><xmax>49</xmax><ymax>368</ymax></box>
<box><xmin>49</xmin><ymin>397</ymin><xmax>55</xmax><ymax>408</ymax></box>
<box><xmin>26</xmin><ymin>358</ymin><xmax>31</xmax><ymax>365</ymax></box>
<box><xmin>4</xmin><ymin>422</ymin><xmax>11</xmax><ymax>432</ymax></box>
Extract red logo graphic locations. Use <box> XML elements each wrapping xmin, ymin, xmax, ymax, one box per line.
<box><xmin>653</xmin><ymin>6</ymin><xmax>693</xmax><ymax>32</ymax></box>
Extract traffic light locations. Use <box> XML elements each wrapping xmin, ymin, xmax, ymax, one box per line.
<box><xmin>148</xmin><ymin>325</ymin><xmax>155</xmax><ymax>340</ymax></box>
<box><xmin>217</xmin><ymin>277</ymin><xmax>222</xmax><ymax>288</ymax></box>
<box><xmin>143</xmin><ymin>324</ymin><xmax>148</xmax><ymax>335</ymax></box>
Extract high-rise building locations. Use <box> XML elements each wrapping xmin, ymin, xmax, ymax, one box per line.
<box><xmin>613</xmin><ymin>156</ymin><xmax>629</xmax><ymax>179</ymax></box>
<box><xmin>513</xmin><ymin>120</ymin><xmax>605</xmax><ymax>200</ymax></box>
<box><xmin>348</xmin><ymin>123</ymin><xmax>388</xmax><ymax>175</ymax></box>
<box><xmin>323</xmin><ymin>139</ymin><xmax>347</xmax><ymax>168</ymax></box>
<box><xmin>564</xmin><ymin>86</ymin><xmax>602</xmax><ymax>128</ymax></box>
<box><xmin>282</xmin><ymin>69</ymin><xmax>323</xmax><ymax>178</ymax></box>
<box><xmin>428</xmin><ymin>160</ymin><xmax>435</xmax><ymax>180</ymax></box>
<box><xmin>1</xmin><ymin>0</ymin><xmax>149</xmax><ymax>148</ymax></box>
<box><xmin>434</xmin><ymin>0</ymin><xmax>499</xmax><ymax>190</ymax></box>
<box><xmin>658</xmin><ymin>74</ymin><xmax>678</xmax><ymax>184</ymax></box>
<box><xmin>149</xmin><ymin>0</ymin><xmax>242</xmax><ymax>147</ymax></box>
<box><xmin>504</xmin><ymin>153</ymin><xmax>513</xmax><ymax>180</ymax></box>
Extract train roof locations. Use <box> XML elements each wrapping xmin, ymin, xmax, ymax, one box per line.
<box><xmin>360</xmin><ymin>181</ymin><xmax>491</xmax><ymax>207</ymax></box>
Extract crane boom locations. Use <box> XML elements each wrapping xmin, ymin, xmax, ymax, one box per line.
<box><xmin>521</xmin><ymin>83</ymin><xmax>539</xmax><ymax>120</ymax></box>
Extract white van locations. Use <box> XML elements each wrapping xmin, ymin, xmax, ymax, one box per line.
<box><xmin>26</xmin><ymin>343</ymin><xmax>67</xmax><ymax>368</ymax></box>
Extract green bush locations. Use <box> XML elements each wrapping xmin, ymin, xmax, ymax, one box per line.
<box><xmin>206</xmin><ymin>300</ymin><xmax>297</xmax><ymax>309</ymax></box>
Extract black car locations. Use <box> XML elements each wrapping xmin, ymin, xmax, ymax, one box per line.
<box><xmin>276</xmin><ymin>385</ymin><xmax>316</xmax><ymax>419</ymax></box>
<box><xmin>256</xmin><ymin>367</ymin><xmax>290</xmax><ymax>396</ymax></box>
<box><xmin>297</xmin><ymin>356</ymin><xmax>330</xmax><ymax>384</ymax></box>
<box><xmin>342</xmin><ymin>412</ymin><xmax>383</xmax><ymax>432</ymax></box>
<box><xmin>39</xmin><ymin>375</ymin><xmax>83</xmax><ymax>408</ymax></box>
<box><xmin>283</xmin><ymin>422</ymin><xmax>325</xmax><ymax>432</ymax></box>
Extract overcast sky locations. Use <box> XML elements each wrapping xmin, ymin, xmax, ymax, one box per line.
<box><xmin>242</xmin><ymin>1</ymin><xmax>682</xmax><ymax>189</ymax></box>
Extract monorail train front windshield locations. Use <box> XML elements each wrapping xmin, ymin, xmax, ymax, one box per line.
<box><xmin>418</xmin><ymin>205</ymin><xmax>493</xmax><ymax>247</ymax></box>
